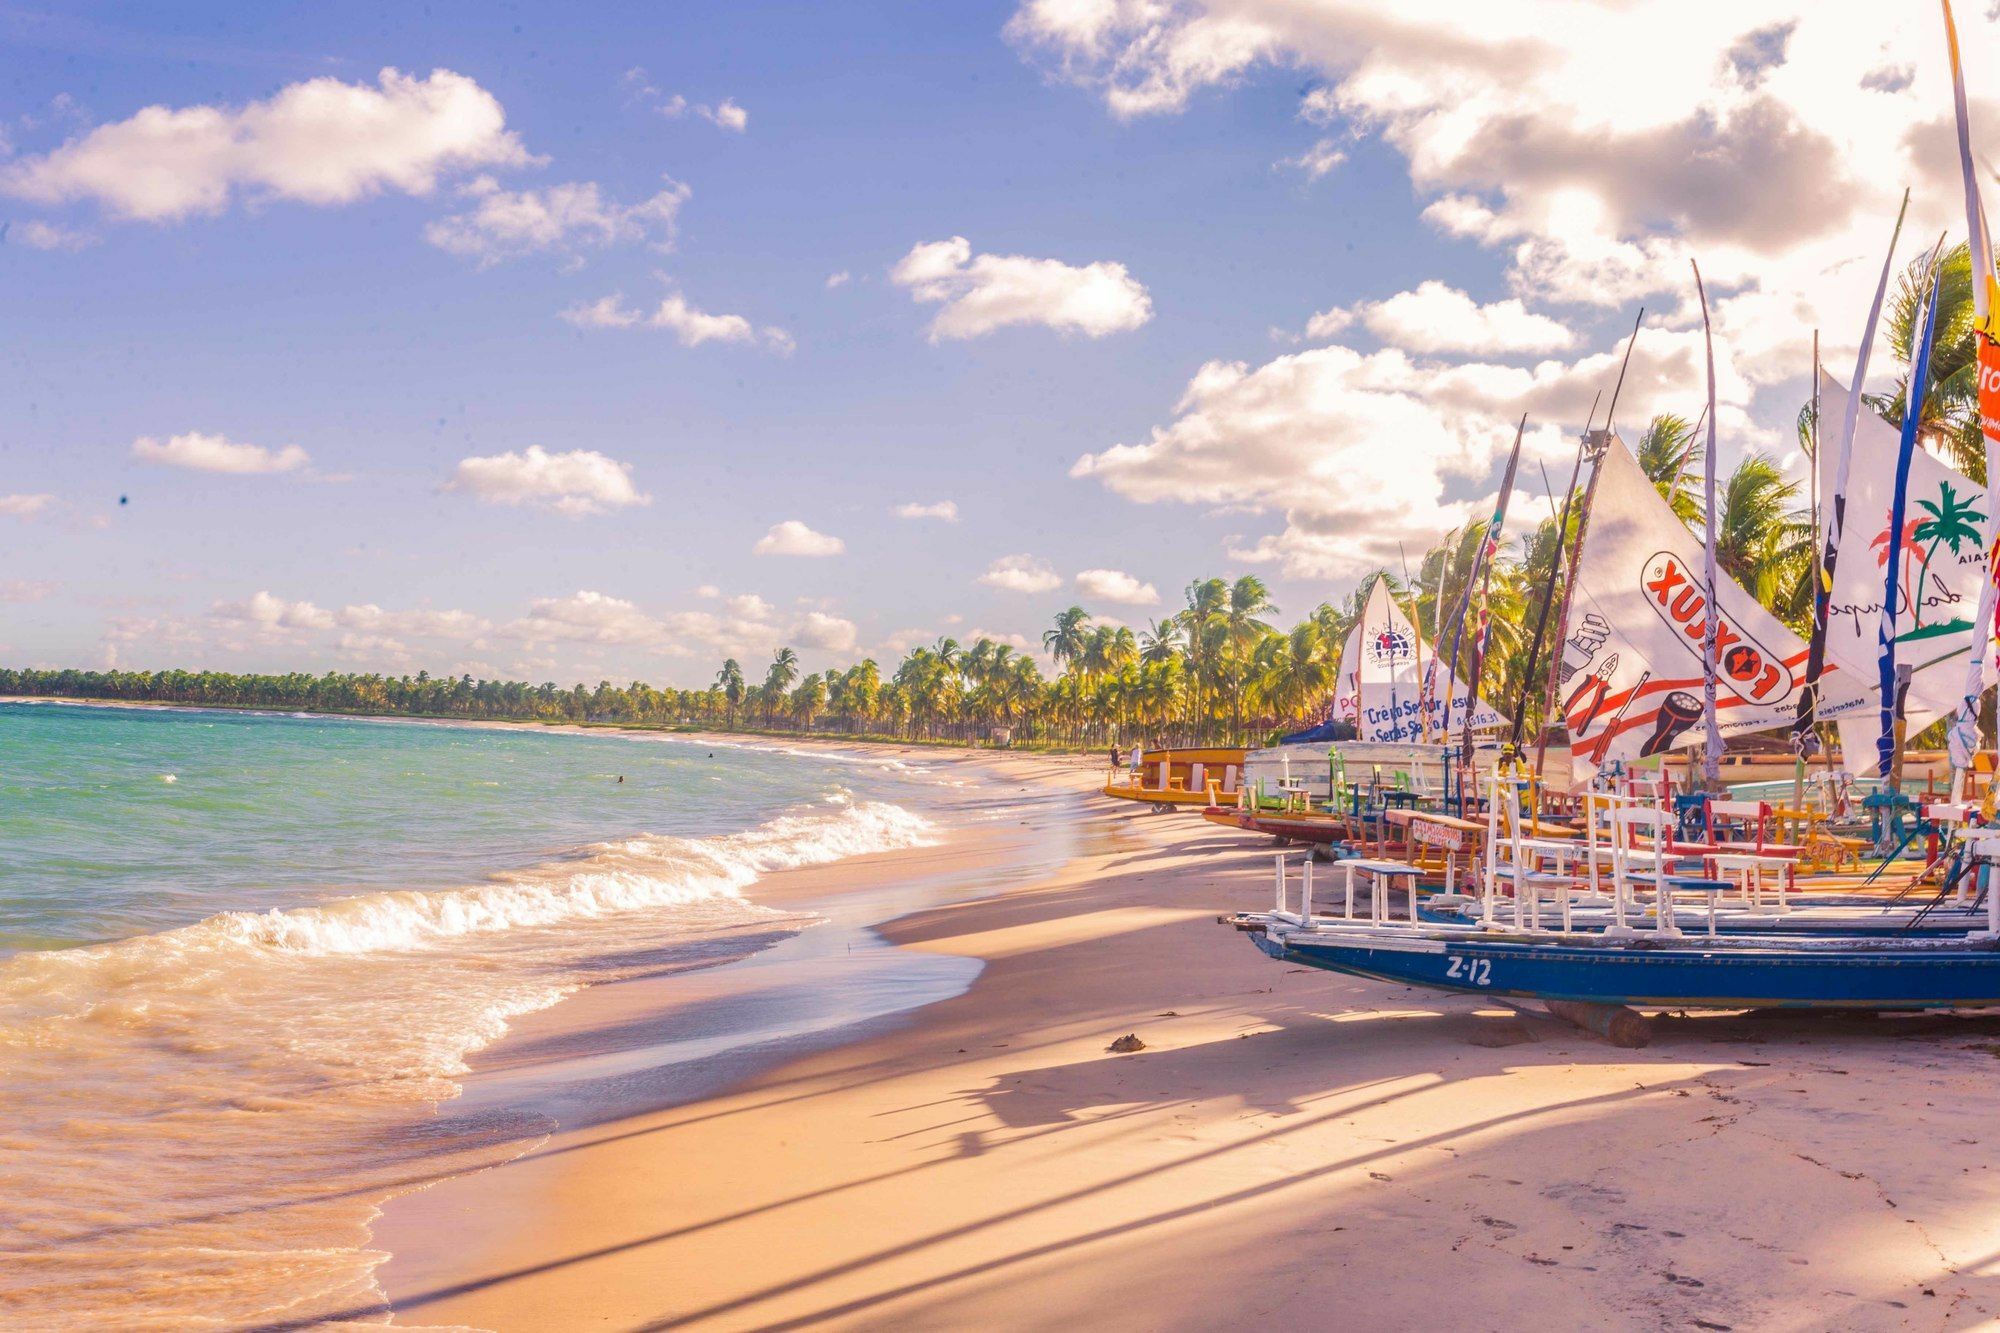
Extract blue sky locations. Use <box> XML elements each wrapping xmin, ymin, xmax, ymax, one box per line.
<box><xmin>1</xmin><ymin>1</ymin><xmax>1990</xmax><ymax>683</ymax></box>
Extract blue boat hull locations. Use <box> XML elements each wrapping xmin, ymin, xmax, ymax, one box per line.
<box><xmin>1254</xmin><ymin>928</ymin><xmax>2000</xmax><ymax>1009</ymax></box>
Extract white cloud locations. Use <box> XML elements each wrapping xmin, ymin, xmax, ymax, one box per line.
<box><xmin>700</xmin><ymin>98</ymin><xmax>748</xmax><ymax>132</ymax></box>
<box><xmin>562</xmin><ymin>287</ymin><xmax>792</xmax><ymax>351</ymax></box>
<box><xmin>648</xmin><ymin>294</ymin><xmax>760</xmax><ymax>347</ymax></box>
<box><xmin>979</xmin><ymin>554</ymin><xmax>1063</xmax><ymax>593</ymax></box>
<box><xmin>0</xmin><ymin>579</ymin><xmax>58</xmax><ymax>602</ymax></box>
<box><xmin>964</xmin><ymin>627</ymin><xmax>1039</xmax><ymax>655</ymax></box>
<box><xmin>502</xmin><ymin>590</ymin><xmax>663</xmax><ymax>647</ymax></box>
<box><xmin>212</xmin><ymin>590</ymin><xmax>335</xmax><ymax>632</ymax></box>
<box><xmin>826</xmin><ymin>270</ymin><xmax>852</xmax><ymax>289</ymax></box>
<box><xmin>621</xmin><ymin>70</ymin><xmax>740</xmax><ymax>131</ymax></box>
<box><xmin>132</xmin><ymin>430</ymin><xmax>309</xmax><ymax>475</ymax></box>
<box><xmin>890</xmin><ymin>236</ymin><xmax>1152</xmax><ymax>340</ymax></box>
<box><xmin>753</xmin><ymin>520</ymin><xmax>845</xmax><ymax>557</ymax></box>
<box><xmin>3</xmin><ymin>68</ymin><xmax>530</xmax><ymax>222</ymax></box>
<box><xmin>558</xmin><ymin>295</ymin><xmax>645</xmax><ymax>329</ymax></box>
<box><xmin>424</xmin><ymin>175</ymin><xmax>688</xmax><ymax>266</ymax></box>
<box><xmin>1072</xmin><ymin>338</ymin><xmax>1714</xmax><ymax>579</ymax></box>
<box><xmin>1305</xmin><ymin>281</ymin><xmax>1576</xmax><ymax>355</ymax></box>
<box><xmin>10</xmin><ymin>220</ymin><xmax>95</xmax><ymax>250</ymax></box>
<box><xmin>444</xmin><ymin>446</ymin><xmax>650</xmax><ymax>517</ymax></box>
<box><xmin>894</xmin><ymin>500</ymin><xmax>958</xmax><ymax>521</ymax></box>
<box><xmin>662</xmin><ymin>592</ymin><xmax>856</xmax><ymax>661</ymax></box>
<box><xmin>1074</xmin><ymin>567</ymin><xmax>1160</xmax><ymax>605</ymax></box>
<box><xmin>794</xmin><ymin>610</ymin><xmax>858</xmax><ymax>653</ymax></box>
<box><xmin>0</xmin><ymin>494</ymin><xmax>56</xmax><ymax>519</ymax></box>
<box><xmin>880</xmin><ymin>626</ymin><xmax>937</xmax><ymax>655</ymax></box>
<box><xmin>1005</xmin><ymin>1</ymin><xmax>1998</xmax><ymax>396</ymax></box>
<box><xmin>1278</xmin><ymin>138</ymin><xmax>1346</xmax><ymax>179</ymax></box>
<box><xmin>335</xmin><ymin>603</ymin><xmax>490</xmax><ymax>638</ymax></box>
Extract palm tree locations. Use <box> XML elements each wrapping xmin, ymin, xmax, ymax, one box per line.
<box><xmin>962</xmin><ymin>638</ymin><xmax>996</xmax><ymax>688</ymax></box>
<box><xmin>1218</xmin><ymin>576</ymin><xmax>1277</xmax><ymax>739</ymax></box>
<box><xmin>1715</xmin><ymin>453</ymin><xmax>1811</xmax><ymax>614</ymax></box>
<box><xmin>1873</xmin><ymin>241</ymin><xmax>1981</xmax><ymax>479</ymax></box>
<box><xmin>1042</xmin><ymin>608</ymin><xmax>1091</xmax><ymax>671</ymax></box>
<box><xmin>716</xmin><ymin>659</ymin><xmax>745</xmax><ymax>726</ymax></box>
<box><xmin>1635</xmin><ymin>413</ymin><xmax>1704</xmax><ymax>525</ymax></box>
<box><xmin>1177</xmin><ymin>578</ymin><xmax>1230</xmax><ymax>739</ymax></box>
<box><xmin>1139</xmin><ymin>617</ymin><xmax>1180</xmax><ymax>663</ymax></box>
<box><xmin>1250</xmin><ymin>620</ymin><xmax>1338</xmax><ymax>724</ymax></box>
<box><xmin>762</xmin><ymin>647</ymin><xmax>799</xmax><ymax>725</ymax></box>
<box><xmin>790</xmin><ymin>673</ymin><xmax>827</xmax><ymax>730</ymax></box>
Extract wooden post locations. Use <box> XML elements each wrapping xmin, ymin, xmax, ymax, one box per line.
<box><xmin>1544</xmin><ymin>1000</ymin><xmax>1652</xmax><ymax>1048</ymax></box>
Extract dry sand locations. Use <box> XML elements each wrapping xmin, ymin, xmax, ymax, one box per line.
<box><xmin>375</xmin><ymin>746</ymin><xmax>2000</xmax><ymax>1332</ymax></box>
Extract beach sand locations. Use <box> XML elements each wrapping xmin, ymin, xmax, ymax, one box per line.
<box><xmin>374</xmin><ymin>745</ymin><xmax>2000</xmax><ymax>1332</ymax></box>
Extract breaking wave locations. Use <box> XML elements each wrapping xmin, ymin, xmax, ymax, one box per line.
<box><xmin>0</xmin><ymin>798</ymin><xmax>937</xmax><ymax>1327</ymax></box>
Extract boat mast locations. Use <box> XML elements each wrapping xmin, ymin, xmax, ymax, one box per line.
<box><xmin>1461</xmin><ymin>415</ymin><xmax>1528</xmax><ymax>781</ymax></box>
<box><xmin>1790</xmin><ymin>190</ymin><xmax>1910</xmax><ymax>768</ymax></box>
<box><xmin>1514</xmin><ymin>435</ymin><xmax>1589</xmax><ymax>768</ymax></box>
<box><xmin>1794</xmin><ymin>330</ymin><xmax>1819</xmax><ymax>815</ymax></box>
<box><xmin>1942</xmin><ymin>0</ymin><xmax>2000</xmax><ymax>803</ymax></box>
<box><xmin>1356</xmin><ymin>577</ymin><xmax>1368</xmax><ymax>744</ymax></box>
<box><xmin>1693</xmin><ymin>261</ymin><xmax>1724</xmax><ymax>794</ymax></box>
<box><xmin>1879</xmin><ymin>245</ymin><xmax>1946</xmax><ymax>789</ymax></box>
<box><xmin>1537</xmin><ymin>315</ymin><xmax>1640</xmax><ymax>776</ymax></box>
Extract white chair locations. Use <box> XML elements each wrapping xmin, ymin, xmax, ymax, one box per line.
<box><xmin>1610</xmin><ymin>805</ymin><xmax>1733</xmax><ymax>937</ymax></box>
<box><xmin>1483</xmin><ymin>771</ymin><xmax>1584</xmax><ymax>931</ymax></box>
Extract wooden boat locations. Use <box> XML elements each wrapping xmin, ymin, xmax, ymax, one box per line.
<box><xmin>1232</xmin><ymin>917</ymin><xmax>2000</xmax><ymax>1010</ymax></box>
<box><xmin>1103</xmin><ymin>746</ymin><xmax>1246</xmax><ymax>810</ymax></box>
<box><xmin>1201</xmin><ymin>805</ymin><xmax>1351</xmax><ymax>844</ymax></box>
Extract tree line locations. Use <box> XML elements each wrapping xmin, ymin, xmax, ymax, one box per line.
<box><xmin>4</xmin><ymin>244</ymin><xmax>1976</xmax><ymax>750</ymax></box>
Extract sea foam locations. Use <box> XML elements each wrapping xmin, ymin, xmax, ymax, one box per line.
<box><xmin>0</xmin><ymin>798</ymin><xmax>938</xmax><ymax>1327</ymax></box>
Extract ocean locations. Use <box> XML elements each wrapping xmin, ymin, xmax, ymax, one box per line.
<box><xmin>0</xmin><ymin>701</ymin><xmax>985</xmax><ymax>1327</ymax></box>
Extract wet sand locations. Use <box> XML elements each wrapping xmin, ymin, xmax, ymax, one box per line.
<box><xmin>375</xmin><ymin>748</ymin><xmax>2000</xmax><ymax>1332</ymax></box>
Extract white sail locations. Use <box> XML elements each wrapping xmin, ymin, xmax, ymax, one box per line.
<box><xmin>1814</xmin><ymin>370</ymin><xmax>1990</xmax><ymax>765</ymax></box>
<box><xmin>1334</xmin><ymin>579</ymin><xmax>1506</xmax><ymax>743</ymax></box>
<box><xmin>1564</xmin><ymin>440</ymin><xmax>1865</xmax><ymax>779</ymax></box>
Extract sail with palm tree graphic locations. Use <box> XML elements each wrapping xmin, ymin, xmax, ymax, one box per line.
<box><xmin>1816</xmin><ymin>369</ymin><xmax>1992</xmax><ymax>763</ymax></box>
<box><xmin>1864</xmin><ymin>465</ymin><xmax>1985</xmax><ymax>638</ymax></box>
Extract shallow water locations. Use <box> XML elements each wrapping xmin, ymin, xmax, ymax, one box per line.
<box><xmin>0</xmin><ymin>702</ymin><xmax>977</xmax><ymax>1327</ymax></box>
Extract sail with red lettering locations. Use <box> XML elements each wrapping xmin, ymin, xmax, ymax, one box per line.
<box><xmin>1564</xmin><ymin>439</ymin><xmax>1862</xmax><ymax>779</ymax></box>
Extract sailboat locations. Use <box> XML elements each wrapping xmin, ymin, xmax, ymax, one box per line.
<box><xmin>1221</xmin><ymin>2</ymin><xmax>2000</xmax><ymax>1007</ymax></box>
<box><xmin>1205</xmin><ymin>578</ymin><xmax>1510</xmax><ymax>848</ymax></box>
<box><xmin>1809</xmin><ymin>370</ymin><xmax>1991</xmax><ymax>769</ymax></box>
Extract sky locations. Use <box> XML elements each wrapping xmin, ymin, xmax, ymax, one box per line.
<box><xmin>4</xmin><ymin>0</ymin><xmax>1999</xmax><ymax>688</ymax></box>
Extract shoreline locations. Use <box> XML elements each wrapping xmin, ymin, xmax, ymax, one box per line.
<box><xmin>1</xmin><ymin>708</ymin><xmax>1088</xmax><ymax>1328</ymax></box>
<box><xmin>368</xmin><ymin>744</ymin><xmax>1102</xmax><ymax>1324</ymax></box>
<box><xmin>0</xmin><ymin>694</ymin><xmax>1107</xmax><ymax>758</ymax></box>
<box><xmin>371</xmin><ymin>763</ymin><xmax>2000</xmax><ymax>1330</ymax></box>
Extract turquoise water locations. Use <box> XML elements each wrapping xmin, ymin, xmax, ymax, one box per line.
<box><xmin>0</xmin><ymin>701</ymin><xmax>897</xmax><ymax>950</ymax></box>
<box><xmin>0</xmin><ymin>701</ymin><xmax>958</xmax><ymax>1326</ymax></box>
